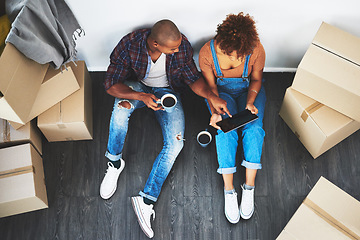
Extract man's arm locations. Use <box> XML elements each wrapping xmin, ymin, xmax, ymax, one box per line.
<box><xmin>106</xmin><ymin>82</ymin><xmax>162</xmax><ymax>111</ymax></box>
<box><xmin>189</xmin><ymin>76</ymin><xmax>231</xmax><ymax>116</ymax></box>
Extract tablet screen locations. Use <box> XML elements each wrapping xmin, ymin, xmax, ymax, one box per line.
<box><xmin>217</xmin><ymin>109</ymin><xmax>258</xmax><ymax>133</ymax></box>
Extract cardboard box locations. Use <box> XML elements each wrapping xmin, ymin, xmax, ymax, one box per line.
<box><xmin>38</xmin><ymin>61</ymin><xmax>93</xmax><ymax>142</ymax></box>
<box><xmin>276</xmin><ymin>176</ymin><xmax>360</xmax><ymax>239</ymax></box>
<box><xmin>292</xmin><ymin>22</ymin><xmax>360</xmax><ymax>122</ymax></box>
<box><xmin>0</xmin><ymin>119</ymin><xmax>42</xmax><ymax>155</ymax></box>
<box><xmin>279</xmin><ymin>87</ymin><xmax>360</xmax><ymax>158</ymax></box>
<box><xmin>0</xmin><ymin>143</ymin><xmax>48</xmax><ymax>218</ymax></box>
<box><xmin>27</xmin><ymin>62</ymin><xmax>81</xmax><ymax>123</ymax></box>
<box><xmin>0</xmin><ymin>43</ymin><xmax>48</xmax><ymax>124</ymax></box>
<box><xmin>0</xmin><ymin>43</ymin><xmax>80</xmax><ymax>125</ymax></box>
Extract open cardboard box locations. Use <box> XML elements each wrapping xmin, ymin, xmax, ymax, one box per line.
<box><xmin>0</xmin><ymin>143</ymin><xmax>48</xmax><ymax>218</ymax></box>
<box><xmin>277</xmin><ymin>176</ymin><xmax>360</xmax><ymax>239</ymax></box>
<box><xmin>0</xmin><ymin>119</ymin><xmax>42</xmax><ymax>155</ymax></box>
<box><xmin>38</xmin><ymin>61</ymin><xmax>93</xmax><ymax>142</ymax></box>
<box><xmin>0</xmin><ymin>43</ymin><xmax>80</xmax><ymax>126</ymax></box>
<box><xmin>279</xmin><ymin>87</ymin><xmax>360</xmax><ymax>158</ymax></box>
<box><xmin>0</xmin><ymin>43</ymin><xmax>48</xmax><ymax>124</ymax></box>
<box><xmin>292</xmin><ymin>22</ymin><xmax>360</xmax><ymax>122</ymax></box>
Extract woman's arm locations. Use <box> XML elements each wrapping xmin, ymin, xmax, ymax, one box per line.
<box><xmin>246</xmin><ymin>69</ymin><xmax>263</xmax><ymax>114</ymax></box>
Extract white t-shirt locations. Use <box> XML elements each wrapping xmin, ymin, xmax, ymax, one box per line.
<box><xmin>141</xmin><ymin>53</ymin><xmax>169</xmax><ymax>87</ymax></box>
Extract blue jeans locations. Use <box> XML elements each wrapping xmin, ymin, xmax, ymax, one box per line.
<box><xmin>207</xmin><ymin>78</ymin><xmax>266</xmax><ymax>174</ymax></box>
<box><xmin>105</xmin><ymin>81</ymin><xmax>185</xmax><ymax>202</ymax></box>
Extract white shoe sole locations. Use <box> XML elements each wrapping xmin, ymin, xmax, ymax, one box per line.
<box><xmin>240</xmin><ymin>207</ymin><xmax>254</xmax><ymax>219</ymax></box>
<box><xmin>225</xmin><ymin>211</ymin><xmax>240</xmax><ymax>224</ymax></box>
<box><xmin>131</xmin><ymin>197</ymin><xmax>154</xmax><ymax>238</ymax></box>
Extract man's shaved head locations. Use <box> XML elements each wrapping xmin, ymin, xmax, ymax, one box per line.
<box><xmin>150</xmin><ymin>20</ymin><xmax>181</xmax><ymax>45</ymax></box>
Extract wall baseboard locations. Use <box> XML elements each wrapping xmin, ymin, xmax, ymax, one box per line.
<box><xmin>87</xmin><ymin>66</ymin><xmax>298</xmax><ymax>73</ymax></box>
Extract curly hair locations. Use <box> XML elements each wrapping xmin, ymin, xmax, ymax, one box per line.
<box><xmin>215</xmin><ymin>12</ymin><xmax>259</xmax><ymax>58</ymax></box>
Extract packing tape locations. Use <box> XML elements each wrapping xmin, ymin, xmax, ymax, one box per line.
<box><xmin>301</xmin><ymin>102</ymin><xmax>324</xmax><ymax>122</ymax></box>
<box><xmin>303</xmin><ymin>198</ymin><xmax>359</xmax><ymax>239</ymax></box>
<box><xmin>1</xmin><ymin>119</ymin><xmax>11</xmax><ymax>142</ymax></box>
<box><xmin>57</xmin><ymin>123</ymin><xmax>66</xmax><ymax>129</ymax></box>
<box><xmin>0</xmin><ymin>165</ymin><xmax>35</xmax><ymax>179</ymax></box>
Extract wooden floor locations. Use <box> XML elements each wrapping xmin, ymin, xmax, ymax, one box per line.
<box><xmin>1</xmin><ymin>72</ymin><xmax>359</xmax><ymax>240</ymax></box>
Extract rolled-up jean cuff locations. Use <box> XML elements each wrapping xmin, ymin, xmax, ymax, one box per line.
<box><xmin>105</xmin><ymin>151</ymin><xmax>122</xmax><ymax>161</ymax></box>
<box><xmin>139</xmin><ymin>191</ymin><xmax>157</xmax><ymax>203</ymax></box>
<box><xmin>217</xmin><ymin>166</ymin><xmax>237</xmax><ymax>174</ymax></box>
<box><xmin>241</xmin><ymin>160</ymin><xmax>262</xmax><ymax>170</ymax></box>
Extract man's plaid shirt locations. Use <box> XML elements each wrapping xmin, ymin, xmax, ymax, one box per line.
<box><xmin>104</xmin><ymin>29</ymin><xmax>201</xmax><ymax>92</ymax></box>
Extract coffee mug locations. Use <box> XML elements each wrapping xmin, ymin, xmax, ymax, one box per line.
<box><xmin>197</xmin><ymin>130</ymin><xmax>212</xmax><ymax>147</ymax></box>
<box><xmin>157</xmin><ymin>93</ymin><xmax>177</xmax><ymax>112</ymax></box>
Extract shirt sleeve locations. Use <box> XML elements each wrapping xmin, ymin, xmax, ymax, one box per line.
<box><xmin>180</xmin><ymin>39</ymin><xmax>201</xmax><ymax>85</ymax></box>
<box><xmin>103</xmin><ymin>39</ymin><xmax>130</xmax><ymax>90</ymax></box>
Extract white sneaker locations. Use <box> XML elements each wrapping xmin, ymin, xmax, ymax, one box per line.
<box><xmin>131</xmin><ymin>196</ymin><xmax>155</xmax><ymax>238</ymax></box>
<box><xmin>239</xmin><ymin>185</ymin><xmax>255</xmax><ymax>219</ymax></box>
<box><xmin>224</xmin><ymin>191</ymin><xmax>240</xmax><ymax>224</ymax></box>
<box><xmin>100</xmin><ymin>160</ymin><xmax>125</xmax><ymax>199</ymax></box>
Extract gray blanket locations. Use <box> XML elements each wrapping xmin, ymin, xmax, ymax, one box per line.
<box><xmin>5</xmin><ymin>0</ymin><xmax>83</xmax><ymax>69</ymax></box>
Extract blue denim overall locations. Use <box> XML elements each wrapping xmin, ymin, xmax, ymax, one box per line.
<box><xmin>208</xmin><ymin>39</ymin><xmax>266</xmax><ymax>173</ymax></box>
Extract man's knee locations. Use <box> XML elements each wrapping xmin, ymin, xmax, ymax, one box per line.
<box><xmin>117</xmin><ymin>100</ymin><xmax>132</xmax><ymax>109</ymax></box>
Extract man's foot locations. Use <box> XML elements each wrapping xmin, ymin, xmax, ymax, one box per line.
<box><xmin>239</xmin><ymin>184</ymin><xmax>255</xmax><ymax>219</ymax></box>
<box><xmin>131</xmin><ymin>196</ymin><xmax>155</xmax><ymax>238</ymax></box>
<box><xmin>100</xmin><ymin>160</ymin><xmax>125</xmax><ymax>199</ymax></box>
<box><xmin>224</xmin><ymin>191</ymin><xmax>240</xmax><ymax>224</ymax></box>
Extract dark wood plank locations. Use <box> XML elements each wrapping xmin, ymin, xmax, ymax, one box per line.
<box><xmin>1</xmin><ymin>72</ymin><xmax>360</xmax><ymax>240</ymax></box>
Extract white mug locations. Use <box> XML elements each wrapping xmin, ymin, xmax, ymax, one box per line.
<box><xmin>197</xmin><ymin>130</ymin><xmax>212</xmax><ymax>147</ymax></box>
<box><xmin>157</xmin><ymin>93</ymin><xmax>177</xmax><ymax>112</ymax></box>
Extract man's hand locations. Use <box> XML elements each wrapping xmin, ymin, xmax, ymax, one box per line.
<box><xmin>208</xmin><ymin>95</ymin><xmax>232</xmax><ymax>117</ymax></box>
<box><xmin>139</xmin><ymin>92</ymin><xmax>163</xmax><ymax>111</ymax></box>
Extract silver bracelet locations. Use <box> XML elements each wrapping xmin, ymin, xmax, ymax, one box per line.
<box><xmin>250</xmin><ymin>89</ymin><xmax>258</xmax><ymax>94</ymax></box>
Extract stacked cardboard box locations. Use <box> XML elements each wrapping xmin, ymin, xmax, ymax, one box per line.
<box><xmin>279</xmin><ymin>22</ymin><xmax>360</xmax><ymax>158</ymax></box>
<box><xmin>0</xmin><ymin>119</ymin><xmax>42</xmax><ymax>155</ymax></box>
<box><xmin>38</xmin><ymin>61</ymin><xmax>93</xmax><ymax>142</ymax></box>
<box><xmin>0</xmin><ymin>43</ymin><xmax>93</xmax><ymax>217</ymax></box>
<box><xmin>276</xmin><ymin>176</ymin><xmax>360</xmax><ymax>239</ymax></box>
<box><xmin>0</xmin><ymin>144</ymin><xmax>48</xmax><ymax>218</ymax></box>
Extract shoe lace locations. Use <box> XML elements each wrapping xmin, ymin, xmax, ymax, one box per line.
<box><xmin>226</xmin><ymin>192</ymin><xmax>238</xmax><ymax>203</ymax></box>
<box><xmin>241</xmin><ymin>186</ymin><xmax>254</xmax><ymax>208</ymax></box>
<box><xmin>149</xmin><ymin>205</ymin><xmax>155</xmax><ymax>221</ymax></box>
<box><xmin>105</xmin><ymin>162</ymin><xmax>118</xmax><ymax>179</ymax></box>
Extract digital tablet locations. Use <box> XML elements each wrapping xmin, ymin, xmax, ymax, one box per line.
<box><xmin>216</xmin><ymin>109</ymin><xmax>258</xmax><ymax>133</ymax></box>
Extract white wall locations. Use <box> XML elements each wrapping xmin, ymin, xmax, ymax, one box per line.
<box><xmin>66</xmin><ymin>0</ymin><xmax>360</xmax><ymax>72</ymax></box>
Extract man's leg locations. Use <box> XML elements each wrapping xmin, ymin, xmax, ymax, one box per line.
<box><xmin>131</xmin><ymin>89</ymin><xmax>185</xmax><ymax>238</ymax></box>
<box><xmin>100</xmin><ymin>81</ymin><xmax>146</xmax><ymax>200</ymax></box>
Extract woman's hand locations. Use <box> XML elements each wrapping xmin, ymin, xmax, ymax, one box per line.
<box><xmin>246</xmin><ymin>103</ymin><xmax>258</xmax><ymax>114</ymax></box>
<box><xmin>209</xmin><ymin>113</ymin><xmax>222</xmax><ymax>130</ymax></box>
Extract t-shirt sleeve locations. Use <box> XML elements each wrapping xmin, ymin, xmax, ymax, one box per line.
<box><xmin>252</xmin><ymin>42</ymin><xmax>266</xmax><ymax>72</ymax></box>
<box><xmin>199</xmin><ymin>43</ymin><xmax>214</xmax><ymax>74</ymax></box>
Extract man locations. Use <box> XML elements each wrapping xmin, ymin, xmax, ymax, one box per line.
<box><xmin>101</xmin><ymin>19</ymin><xmax>230</xmax><ymax>238</ymax></box>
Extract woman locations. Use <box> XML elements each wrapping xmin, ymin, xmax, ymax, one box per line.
<box><xmin>199</xmin><ymin>12</ymin><xmax>266</xmax><ymax>223</ymax></box>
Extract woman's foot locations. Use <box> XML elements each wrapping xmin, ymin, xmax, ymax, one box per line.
<box><xmin>224</xmin><ymin>189</ymin><xmax>240</xmax><ymax>223</ymax></box>
<box><xmin>239</xmin><ymin>184</ymin><xmax>255</xmax><ymax>219</ymax></box>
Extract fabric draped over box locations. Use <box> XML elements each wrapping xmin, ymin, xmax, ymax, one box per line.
<box><xmin>5</xmin><ymin>0</ymin><xmax>83</xmax><ymax>69</ymax></box>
